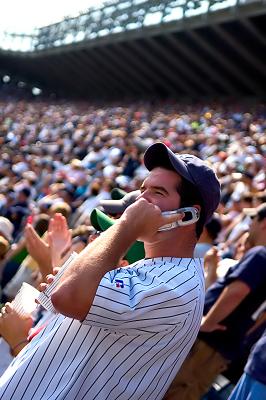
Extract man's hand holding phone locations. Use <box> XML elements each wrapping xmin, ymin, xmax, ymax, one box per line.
<box><xmin>121</xmin><ymin>198</ymin><xmax>186</xmax><ymax>239</ymax></box>
<box><xmin>159</xmin><ymin>207</ymin><xmax>200</xmax><ymax>231</ymax></box>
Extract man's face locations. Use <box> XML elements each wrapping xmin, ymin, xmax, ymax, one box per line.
<box><xmin>139</xmin><ymin>167</ymin><xmax>181</xmax><ymax>212</ymax></box>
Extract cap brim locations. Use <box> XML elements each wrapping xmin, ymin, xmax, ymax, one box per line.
<box><xmin>90</xmin><ymin>208</ymin><xmax>145</xmax><ymax>263</ymax></box>
<box><xmin>0</xmin><ymin>231</ymin><xmax>12</xmax><ymax>242</ymax></box>
<box><xmin>6</xmin><ymin>232</ymin><xmax>12</xmax><ymax>242</ymax></box>
<box><xmin>144</xmin><ymin>142</ymin><xmax>193</xmax><ymax>184</ymax></box>
<box><xmin>243</xmin><ymin>207</ymin><xmax>257</xmax><ymax>217</ymax></box>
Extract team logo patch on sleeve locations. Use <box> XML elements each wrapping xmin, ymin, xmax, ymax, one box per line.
<box><xmin>115</xmin><ymin>279</ymin><xmax>124</xmax><ymax>288</ymax></box>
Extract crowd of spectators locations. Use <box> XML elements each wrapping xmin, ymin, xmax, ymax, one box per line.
<box><xmin>0</xmin><ymin>97</ymin><xmax>265</xmax><ymax>399</ymax></box>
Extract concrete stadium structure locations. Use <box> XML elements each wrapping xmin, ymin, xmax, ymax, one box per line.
<box><xmin>0</xmin><ymin>0</ymin><xmax>266</xmax><ymax>99</ymax></box>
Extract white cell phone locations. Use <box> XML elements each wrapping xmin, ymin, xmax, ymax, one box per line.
<box><xmin>158</xmin><ymin>207</ymin><xmax>200</xmax><ymax>231</ymax></box>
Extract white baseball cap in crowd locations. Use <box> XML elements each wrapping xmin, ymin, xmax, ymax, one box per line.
<box><xmin>0</xmin><ymin>217</ymin><xmax>14</xmax><ymax>242</ymax></box>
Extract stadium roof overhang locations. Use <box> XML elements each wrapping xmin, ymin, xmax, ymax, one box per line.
<box><xmin>0</xmin><ymin>0</ymin><xmax>266</xmax><ymax>99</ymax></box>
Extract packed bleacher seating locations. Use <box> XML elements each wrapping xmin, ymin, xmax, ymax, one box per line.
<box><xmin>0</xmin><ymin>97</ymin><xmax>265</xmax><ymax>399</ymax></box>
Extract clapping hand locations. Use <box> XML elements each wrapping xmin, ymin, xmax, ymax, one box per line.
<box><xmin>25</xmin><ymin>213</ymin><xmax>72</xmax><ymax>279</ymax></box>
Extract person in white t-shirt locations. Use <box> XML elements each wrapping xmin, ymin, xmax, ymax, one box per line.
<box><xmin>0</xmin><ymin>142</ymin><xmax>220</xmax><ymax>400</ymax></box>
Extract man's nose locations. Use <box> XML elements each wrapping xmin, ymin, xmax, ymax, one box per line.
<box><xmin>138</xmin><ymin>191</ymin><xmax>151</xmax><ymax>203</ymax></box>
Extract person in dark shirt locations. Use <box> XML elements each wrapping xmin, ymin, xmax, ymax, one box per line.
<box><xmin>228</xmin><ymin>328</ymin><xmax>266</xmax><ymax>399</ymax></box>
<box><xmin>200</xmin><ymin>245</ymin><xmax>266</xmax><ymax>361</ymax></box>
<box><xmin>5</xmin><ymin>187</ymin><xmax>31</xmax><ymax>239</ymax></box>
<box><xmin>164</xmin><ymin>202</ymin><xmax>266</xmax><ymax>400</ymax></box>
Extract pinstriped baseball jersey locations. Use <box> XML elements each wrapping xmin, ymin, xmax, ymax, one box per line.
<box><xmin>0</xmin><ymin>257</ymin><xmax>205</xmax><ymax>400</ymax></box>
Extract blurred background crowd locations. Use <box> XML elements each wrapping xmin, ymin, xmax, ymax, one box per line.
<box><xmin>0</xmin><ymin>96</ymin><xmax>265</xmax><ymax>398</ymax></box>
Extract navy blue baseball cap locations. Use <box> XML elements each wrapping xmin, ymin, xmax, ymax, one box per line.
<box><xmin>144</xmin><ymin>142</ymin><xmax>221</xmax><ymax>224</ymax></box>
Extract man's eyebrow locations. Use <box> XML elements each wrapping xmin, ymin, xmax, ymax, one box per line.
<box><xmin>140</xmin><ymin>184</ymin><xmax>169</xmax><ymax>195</ymax></box>
<box><xmin>153</xmin><ymin>186</ymin><xmax>169</xmax><ymax>194</ymax></box>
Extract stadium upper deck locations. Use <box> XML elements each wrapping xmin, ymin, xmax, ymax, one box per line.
<box><xmin>0</xmin><ymin>0</ymin><xmax>266</xmax><ymax>99</ymax></box>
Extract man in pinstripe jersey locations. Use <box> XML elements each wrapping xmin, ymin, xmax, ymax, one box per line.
<box><xmin>0</xmin><ymin>142</ymin><xmax>220</xmax><ymax>400</ymax></box>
